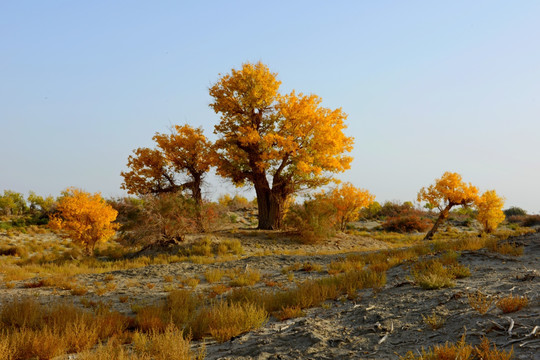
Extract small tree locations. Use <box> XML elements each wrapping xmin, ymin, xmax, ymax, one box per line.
<box><xmin>121</xmin><ymin>124</ymin><xmax>213</xmax><ymax>206</ymax></box>
<box><xmin>475</xmin><ymin>190</ymin><xmax>505</xmax><ymax>233</ymax></box>
<box><xmin>327</xmin><ymin>182</ymin><xmax>374</xmax><ymax>231</ymax></box>
<box><xmin>27</xmin><ymin>191</ymin><xmax>56</xmax><ymax>218</ymax></box>
<box><xmin>417</xmin><ymin>172</ymin><xmax>479</xmax><ymax>240</ymax></box>
<box><xmin>49</xmin><ymin>188</ymin><xmax>119</xmax><ymax>255</ymax></box>
<box><xmin>0</xmin><ymin>190</ymin><xmax>28</xmax><ymax>216</ymax></box>
<box><xmin>121</xmin><ymin>124</ymin><xmax>214</xmax><ymax>231</ymax></box>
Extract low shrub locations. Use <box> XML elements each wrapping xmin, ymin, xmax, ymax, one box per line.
<box><xmin>229</xmin><ymin>269</ymin><xmax>261</xmax><ymax>287</ymax></box>
<box><xmin>0</xmin><ymin>245</ymin><xmax>28</xmax><ymax>257</ymax></box>
<box><xmin>190</xmin><ymin>301</ymin><xmax>267</xmax><ymax>342</ymax></box>
<box><xmin>507</xmin><ymin>214</ymin><xmax>540</xmax><ymax>227</ymax></box>
<box><xmin>276</xmin><ymin>305</ymin><xmax>305</xmax><ymax>321</ymax></box>
<box><xmin>382</xmin><ymin>214</ymin><xmax>432</xmax><ymax>233</ymax></box>
<box><xmin>503</xmin><ymin>206</ymin><xmax>527</xmax><ymax>217</ymax></box>
<box><xmin>132</xmin><ymin>324</ymin><xmax>194</xmax><ymax>360</ymax></box>
<box><xmin>468</xmin><ymin>291</ymin><xmax>496</xmax><ymax>315</ymax></box>
<box><xmin>285</xmin><ymin>197</ymin><xmax>337</xmax><ymax>244</ymax></box>
<box><xmin>497</xmin><ymin>294</ymin><xmax>528</xmax><ymax>313</ymax></box>
<box><xmin>411</xmin><ymin>259</ymin><xmax>456</xmax><ymax>290</ymax></box>
<box><xmin>422</xmin><ymin>310</ymin><xmax>446</xmax><ymax>330</ymax></box>
<box><xmin>204</xmin><ymin>269</ymin><xmax>225</xmax><ymax>283</ymax></box>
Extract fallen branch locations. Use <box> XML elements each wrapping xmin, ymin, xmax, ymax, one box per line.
<box><xmin>503</xmin><ymin>325</ymin><xmax>539</xmax><ymax>347</ymax></box>
<box><xmin>506</xmin><ymin>317</ymin><xmax>514</xmax><ymax>336</ymax></box>
<box><xmin>526</xmin><ymin>325</ymin><xmax>538</xmax><ymax>337</ymax></box>
<box><xmin>520</xmin><ymin>339</ymin><xmax>540</xmax><ymax>347</ymax></box>
<box><xmin>488</xmin><ymin>320</ymin><xmax>506</xmax><ymax>331</ymax></box>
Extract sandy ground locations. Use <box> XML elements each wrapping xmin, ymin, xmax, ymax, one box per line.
<box><xmin>0</xmin><ymin>229</ymin><xmax>538</xmax><ymax>359</ymax></box>
<box><xmin>199</xmin><ymin>232</ymin><xmax>539</xmax><ymax>359</ymax></box>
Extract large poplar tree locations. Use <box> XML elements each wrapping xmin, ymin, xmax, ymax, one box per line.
<box><xmin>209</xmin><ymin>62</ymin><xmax>354</xmax><ymax>229</ymax></box>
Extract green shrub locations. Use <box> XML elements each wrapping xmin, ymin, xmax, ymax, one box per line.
<box><xmin>503</xmin><ymin>206</ymin><xmax>527</xmax><ymax>217</ymax></box>
<box><xmin>285</xmin><ymin>196</ymin><xmax>336</xmax><ymax>243</ymax></box>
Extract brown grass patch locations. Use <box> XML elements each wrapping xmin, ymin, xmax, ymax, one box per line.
<box><xmin>497</xmin><ymin>294</ymin><xmax>528</xmax><ymax>313</ymax></box>
<box><xmin>276</xmin><ymin>305</ymin><xmax>305</xmax><ymax>321</ymax></box>
<box><xmin>468</xmin><ymin>291</ymin><xmax>496</xmax><ymax>315</ymax></box>
<box><xmin>191</xmin><ymin>301</ymin><xmax>267</xmax><ymax>342</ymax></box>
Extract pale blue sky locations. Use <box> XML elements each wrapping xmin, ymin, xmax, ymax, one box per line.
<box><xmin>1</xmin><ymin>1</ymin><xmax>539</xmax><ymax>212</ymax></box>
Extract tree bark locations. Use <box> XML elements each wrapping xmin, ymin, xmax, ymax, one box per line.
<box><xmin>253</xmin><ymin>176</ymin><xmax>288</xmax><ymax>230</ymax></box>
<box><xmin>424</xmin><ymin>204</ymin><xmax>453</xmax><ymax>240</ymax></box>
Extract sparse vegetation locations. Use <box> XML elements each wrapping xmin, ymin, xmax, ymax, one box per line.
<box><xmin>400</xmin><ymin>334</ymin><xmax>513</xmax><ymax>360</ymax></box>
<box><xmin>468</xmin><ymin>291</ymin><xmax>497</xmax><ymax>315</ymax></box>
<box><xmin>497</xmin><ymin>294</ymin><xmax>528</xmax><ymax>313</ymax></box>
<box><xmin>422</xmin><ymin>310</ymin><xmax>446</xmax><ymax>330</ymax></box>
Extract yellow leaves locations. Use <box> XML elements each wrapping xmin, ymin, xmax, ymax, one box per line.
<box><xmin>327</xmin><ymin>183</ymin><xmax>375</xmax><ymax>230</ymax></box>
<box><xmin>50</xmin><ymin>188</ymin><xmax>119</xmax><ymax>254</ymax></box>
<box><xmin>210</xmin><ymin>62</ymin><xmax>354</xmax><ymax>193</ymax></box>
<box><xmin>210</xmin><ymin>62</ymin><xmax>280</xmax><ymax>123</ymax></box>
<box><xmin>475</xmin><ymin>190</ymin><xmax>505</xmax><ymax>233</ymax></box>
<box><xmin>417</xmin><ymin>172</ymin><xmax>479</xmax><ymax>210</ymax></box>
<box><xmin>153</xmin><ymin>125</ymin><xmax>213</xmax><ymax>174</ymax></box>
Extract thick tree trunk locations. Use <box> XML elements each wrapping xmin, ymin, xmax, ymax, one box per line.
<box><xmin>424</xmin><ymin>204</ymin><xmax>453</xmax><ymax>240</ymax></box>
<box><xmin>191</xmin><ymin>174</ymin><xmax>204</xmax><ymax>232</ymax></box>
<box><xmin>253</xmin><ymin>176</ymin><xmax>287</xmax><ymax>230</ymax></box>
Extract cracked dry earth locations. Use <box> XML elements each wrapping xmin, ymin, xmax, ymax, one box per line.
<box><xmin>200</xmin><ymin>233</ymin><xmax>539</xmax><ymax>360</ymax></box>
<box><xmin>1</xmin><ymin>231</ymin><xmax>538</xmax><ymax>359</ymax></box>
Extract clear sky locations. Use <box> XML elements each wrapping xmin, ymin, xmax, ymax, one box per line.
<box><xmin>1</xmin><ymin>1</ymin><xmax>539</xmax><ymax>212</ymax></box>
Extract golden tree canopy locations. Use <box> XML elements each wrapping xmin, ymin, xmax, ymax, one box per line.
<box><xmin>49</xmin><ymin>188</ymin><xmax>119</xmax><ymax>254</ymax></box>
<box><xmin>210</xmin><ymin>61</ymin><xmax>354</xmax><ymax>194</ymax></box>
<box><xmin>121</xmin><ymin>125</ymin><xmax>213</xmax><ymax>198</ymax></box>
<box><xmin>327</xmin><ymin>182</ymin><xmax>375</xmax><ymax>231</ymax></box>
<box><xmin>476</xmin><ymin>190</ymin><xmax>505</xmax><ymax>233</ymax></box>
<box><xmin>417</xmin><ymin>172</ymin><xmax>479</xmax><ymax>211</ymax></box>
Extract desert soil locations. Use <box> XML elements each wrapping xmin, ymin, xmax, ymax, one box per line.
<box><xmin>0</xmin><ymin>229</ymin><xmax>538</xmax><ymax>359</ymax></box>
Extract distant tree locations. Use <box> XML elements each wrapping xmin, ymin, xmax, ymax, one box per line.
<box><xmin>503</xmin><ymin>206</ymin><xmax>527</xmax><ymax>217</ymax></box>
<box><xmin>49</xmin><ymin>188</ymin><xmax>119</xmax><ymax>255</ymax></box>
<box><xmin>417</xmin><ymin>172</ymin><xmax>479</xmax><ymax>240</ymax></box>
<box><xmin>359</xmin><ymin>201</ymin><xmax>382</xmax><ymax>219</ymax></box>
<box><xmin>327</xmin><ymin>183</ymin><xmax>375</xmax><ymax>231</ymax></box>
<box><xmin>475</xmin><ymin>190</ymin><xmax>505</xmax><ymax>233</ymax></box>
<box><xmin>0</xmin><ymin>190</ymin><xmax>27</xmax><ymax>216</ymax></box>
<box><xmin>27</xmin><ymin>191</ymin><xmax>56</xmax><ymax>217</ymax></box>
<box><xmin>121</xmin><ymin>124</ymin><xmax>213</xmax><ymax>206</ymax></box>
<box><xmin>210</xmin><ymin>61</ymin><xmax>353</xmax><ymax>229</ymax></box>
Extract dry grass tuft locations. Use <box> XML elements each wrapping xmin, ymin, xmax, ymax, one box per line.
<box><xmin>497</xmin><ymin>294</ymin><xmax>528</xmax><ymax>313</ymax></box>
<box><xmin>301</xmin><ymin>262</ymin><xmax>322</xmax><ymax>272</ymax></box>
<box><xmin>327</xmin><ymin>258</ymin><xmax>364</xmax><ymax>274</ymax></box>
<box><xmin>209</xmin><ymin>283</ymin><xmax>230</xmax><ymax>297</ymax></box>
<box><xmin>132</xmin><ymin>324</ymin><xmax>194</xmax><ymax>360</ymax></box>
<box><xmin>191</xmin><ymin>301</ymin><xmax>267</xmax><ymax>342</ymax></box>
<box><xmin>475</xmin><ymin>336</ymin><xmax>513</xmax><ymax>360</ymax></box>
<box><xmin>229</xmin><ymin>269</ymin><xmax>261</xmax><ymax>287</ymax></box>
<box><xmin>422</xmin><ymin>310</ymin><xmax>446</xmax><ymax>330</ymax></box>
<box><xmin>411</xmin><ymin>259</ymin><xmax>455</xmax><ymax>290</ymax></box>
<box><xmin>0</xmin><ymin>298</ymin><xmax>129</xmax><ymax>359</ymax></box>
<box><xmin>402</xmin><ymin>334</ymin><xmax>512</xmax><ymax>360</ymax></box>
<box><xmin>204</xmin><ymin>268</ymin><xmax>225</xmax><ymax>283</ymax></box>
<box><xmin>276</xmin><ymin>305</ymin><xmax>305</xmax><ymax>321</ymax></box>
<box><xmin>468</xmin><ymin>291</ymin><xmax>496</xmax><ymax>315</ymax></box>
<box><xmin>486</xmin><ymin>238</ymin><xmax>524</xmax><ymax>256</ymax></box>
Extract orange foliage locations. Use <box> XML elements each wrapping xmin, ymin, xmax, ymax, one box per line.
<box><xmin>475</xmin><ymin>190</ymin><xmax>505</xmax><ymax>233</ymax></box>
<box><xmin>49</xmin><ymin>188</ymin><xmax>119</xmax><ymax>254</ymax></box>
<box><xmin>210</xmin><ymin>62</ymin><xmax>353</xmax><ymax>229</ymax></box>
<box><xmin>417</xmin><ymin>172</ymin><xmax>479</xmax><ymax>240</ymax></box>
<box><xmin>327</xmin><ymin>182</ymin><xmax>374</xmax><ymax>231</ymax></box>
<box><xmin>121</xmin><ymin>124</ymin><xmax>213</xmax><ymax>202</ymax></box>
<box><xmin>417</xmin><ymin>172</ymin><xmax>479</xmax><ymax>211</ymax></box>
